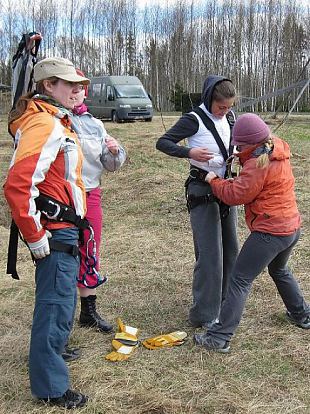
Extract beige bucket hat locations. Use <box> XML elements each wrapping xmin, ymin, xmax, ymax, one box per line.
<box><xmin>34</xmin><ymin>57</ymin><xmax>90</xmax><ymax>84</ymax></box>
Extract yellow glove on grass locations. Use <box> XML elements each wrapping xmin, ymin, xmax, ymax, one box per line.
<box><xmin>117</xmin><ymin>318</ymin><xmax>139</xmax><ymax>337</ymax></box>
<box><xmin>114</xmin><ymin>332</ymin><xmax>139</xmax><ymax>346</ymax></box>
<box><xmin>105</xmin><ymin>339</ymin><xmax>139</xmax><ymax>361</ymax></box>
<box><xmin>142</xmin><ymin>331</ymin><xmax>187</xmax><ymax>350</ymax></box>
<box><xmin>105</xmin><ymin>319</ymin><xmax>139</xmax><ymax>362</ymax></box>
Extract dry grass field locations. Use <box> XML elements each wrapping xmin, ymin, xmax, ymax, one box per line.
<box><xmin>0</xmin><ymin>113</ymin><xmax>309</xmax><ymax>414</ymax></box>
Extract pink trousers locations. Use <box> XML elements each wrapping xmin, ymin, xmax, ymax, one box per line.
<box><xmin>78</xmin><ymin>188</ymin><xmax>103</xmax><ymax>288</ymax></box>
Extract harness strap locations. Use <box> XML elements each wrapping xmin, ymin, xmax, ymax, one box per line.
<box><xmin>49</xmin><ymin>239</ymin><xmax>79</xmax><ymax>257</ymax></box>
<box><xmin>186</xmin><ymin>194</ymin><xmax>218</xmax><ymax>211</ymax></box>
<box><xmin>35</xmin><ymin>194</ymin><xmax>89</xmax><ymax>230</ymax></box>
<box><xmin>184</xmin><ymin>167</ymin><xmax>230</xmax><ymax>218</ymax></box>
<box><xmin>7</xmin><ymin>194</ymin><xmax>104</xmax><ymax>287</ymax></box>
<box><xmin>192</xmin><ymin>107</ymin><xmax>234</xmax><ymax>159</ymax></box>
<box><xmin>189</xmin><ymin>166</ymin><xmax>209</xmax><ymax>182</ymax></box>
<box><xmin>6</xmin><ymin>194</ymin><xmax>88</xmax><ymax>279</ymax></box>
<box><xmin>6</xmin><ymin>220</ymin><xmax>20</xmax><ymax>280</ymax></box>
<box><xmin>184</xmin><ymin>170</ymin><xmax>218</xmax><ymax>213</ymax></box>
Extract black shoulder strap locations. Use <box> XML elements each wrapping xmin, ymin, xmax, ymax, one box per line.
<box><xmin>193</xmin><ymin>107</ymin><xmax>234</xmax><ymax>160</ymax></box>
<box><xmin>6</xmin><ymin>220</ymin><xmax>20</xmax><ymax>280</ymax></box>
<box><xmin>12</xmin><ymin>32</ymin><xmax>41</xmax><ymax>109</ymax></box>
<box><xmin>226</xmin><ymin>110</ymin><xmax>235</xmax><ymax>129</ymax></box>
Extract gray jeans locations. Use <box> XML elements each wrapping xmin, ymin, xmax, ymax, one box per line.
<box><xmin>188</xmin><ymin>180</ymin><xmax>239</xmax><ymax>325</ymax></box>
<box><xmin>208</xmin><ymin>228</ymin><xmax>309</xmax><ymax>343</ymax></box>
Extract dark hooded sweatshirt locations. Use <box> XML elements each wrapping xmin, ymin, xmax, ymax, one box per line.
<box><xmin>156</xmin><ymin>75</ymin><xmax>231</xmax><ymax>157</ymax></box>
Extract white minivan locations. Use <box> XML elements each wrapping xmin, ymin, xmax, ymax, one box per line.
<box><xmin>85</xmin><ymin>75</ymin><xmax>153</xmax><ymax>122</ymax></box>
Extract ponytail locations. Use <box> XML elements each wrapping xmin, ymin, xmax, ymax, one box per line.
<box><xmin>256</xmin><ymin>137</ymin><xmax>274</xmax><ymax>168</ymax></box>
<box><xmin>9</xmin><ymin>92</ymin><xmax>35</xmax><ymax>123</ymax></box>
<box><xmin>9</xmin><ymin>77</ymin><xmax>60</xmax><ymax>123</ymax></box>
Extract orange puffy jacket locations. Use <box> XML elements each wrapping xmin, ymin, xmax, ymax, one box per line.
<box><xmin>210</xmin><ymin>136</ymin><xmax>301</xmax><ymax>236</ymax></box>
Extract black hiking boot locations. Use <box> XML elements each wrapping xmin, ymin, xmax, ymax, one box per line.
<box><xmin>39</xmin><ymin>389</ymin><xmax>88</xmax><ymax>409</ymax></box>
<box><xmin>62</xmin><ymin>346</ymin><xmax>81</xmax><ymax>362</ymax></box>
<box><xmin>79</xmin><ymin>295</ymin><xmax>113</xmax><ymax>333</ymax></box>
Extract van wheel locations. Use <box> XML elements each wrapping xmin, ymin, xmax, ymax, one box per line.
<box><xmin>145</xmin><ymin>117</ymin><xmax>152</xmax><ymax>122</ymax></box>
<box><xmin>112</xmin><ymin>111</ymin><xmax>120</xmax><ymax>123</ymax></box>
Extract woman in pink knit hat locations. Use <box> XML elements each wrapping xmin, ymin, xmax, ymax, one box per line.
<box><xmin>194</xmin><ymin>113</ymin><xmax>309</xmax><ymax>353</ymax></box>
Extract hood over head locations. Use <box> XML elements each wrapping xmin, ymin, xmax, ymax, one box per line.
<box><xmin>201</xmin><ymin>75</ymin><xmax>232</xmax><ymax>112</ymax></box>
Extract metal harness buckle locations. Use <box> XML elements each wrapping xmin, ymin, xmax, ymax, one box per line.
<box><xmin>189</xmin><ymin>168</ymin><xmax>199</xmax><ymax>179</ymax></box>
<box><xmin>41</xmin><ymin>200</ymin><xmax>61</xmax><ymax>220</ymax></box>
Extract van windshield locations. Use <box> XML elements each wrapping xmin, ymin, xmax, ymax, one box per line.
<box><xmin>115</xmin><ymin>85</ymin><xmax>148</xmax><ymax>98</ymax></box>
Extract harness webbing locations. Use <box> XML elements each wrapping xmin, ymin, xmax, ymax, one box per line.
<box><xmin>183</xmin><ymin>110</ymin><xmax>235</xmax><ymax>218</ymax></box>
<box><xmin>6</xmin><ymin>221</ymin><xmax>20</xmax><ymax>280</ymax></box>
<box><xmin>192</xmin><ymin>107</ymin><xmax>234</xmax><ymax>160</ymax></box>
<box><xmin>7</xmin><ymin>193</ymin><xmax>107</xmax><ymax>288</ymax></box>
<box><xmin>6</xmin><ymin>32</ymin><xmax>42</xmax><ymax>279</ymax></box>
<box><xmin>49</xmin><ymin>239</ymin><xmax>80</xmax><ymax>257</ymax></box>
<box><xmin>12</xmin><ymin>32</ymin><xmax>41</xmax><ymax>109</ymax></box>
<box><xmin>35</xmin><ymin>194</ymin><xmax>89</xmax><ymax>230</ymax></box>
<box><xmin>6</xmin><ymin>194</ymin><xmax>89</xmax><ymax>280</ymax></box>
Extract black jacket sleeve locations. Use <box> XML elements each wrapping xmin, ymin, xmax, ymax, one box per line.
<box><xmin>156</xmin><ymin>113</ymin><xmax>199</xmax><ymax>158</ymax></box>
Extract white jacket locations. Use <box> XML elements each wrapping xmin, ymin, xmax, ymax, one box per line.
<box><xmin>70</xmin><ymin>112</ymin><xmax>126</xmax><ymax>191</ymax></box>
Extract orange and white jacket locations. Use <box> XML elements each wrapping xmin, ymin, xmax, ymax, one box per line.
<box><xmin>4</xmin><ymin>98</ymin><xmax>86</xmax><ymax>244</ymax></box>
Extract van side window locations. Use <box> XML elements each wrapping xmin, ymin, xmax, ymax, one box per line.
<box><xmin>92</xmin><ymin>83</ymin><xmax>102</xmax><ymax>97</ymax></box>
<box><xmin>107</xmin><ymin>85</ymin><xmax>114</xmax><ymax>100</ymax></box>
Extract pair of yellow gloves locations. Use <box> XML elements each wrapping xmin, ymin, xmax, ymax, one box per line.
<box><xmin>105</xmin><ymin>318</ymin><xmax>140</xmax><ymax>362</ymax></box>
<box><xmin>105</xmin><ymin>318</ymin><xmax>187</xmax><ymax>362</ymax></box>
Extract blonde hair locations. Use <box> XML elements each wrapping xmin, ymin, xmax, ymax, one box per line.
<box><xmin>9</xmin><ymin>77</ymin><xmax>60</xmax><ymax>123</ymax></box>
<box><xmin>256</xmin><ymin>136</ymin><xmax>274</xmax><ymax>168</ymax></box>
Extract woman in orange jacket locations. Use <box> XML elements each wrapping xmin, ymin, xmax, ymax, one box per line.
<box><xmin>4</xmin><ymin>57</ymin><xmax>89</xmax><ymax>408</ymax></box>
<box><xmin>194</xmin><ymin>113</ymin><xmax>309</xmax><ymax>353</ymax></box>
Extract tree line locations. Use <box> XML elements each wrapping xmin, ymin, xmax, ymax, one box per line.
<box><xmin>0</xmin><ymin>0</ymin><xmax>309</xmax><ymax>112</ymax></box>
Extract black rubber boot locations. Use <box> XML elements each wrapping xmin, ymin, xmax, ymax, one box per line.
<box><xmin>79</xmin><ymin>295</ymin><xmax>113</xmax><ymax>333</ymax></box>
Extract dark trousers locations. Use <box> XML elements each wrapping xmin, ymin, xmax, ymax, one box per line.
<box><xmin>188</xmin><ymin>180</ymin><xmax>239</xmax><ymax>325</ymax></box>
<box><xmin>29</xmin><ymin>228</ymin><xmax>79</xmax><ymax>398</ymax></box>
<box><xmin>208</xmin><ymin>229</ymin><xmax>309</xmax><ymax>344</ymax></box>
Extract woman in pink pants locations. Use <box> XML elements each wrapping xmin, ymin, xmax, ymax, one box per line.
<box><xmin>71</xmin><ymin>76</ymin><xmax>126</xmax><ymax>333</ymax></box>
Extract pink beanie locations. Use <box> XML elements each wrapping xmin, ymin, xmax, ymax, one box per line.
<box><xmin>232</xmin><ymin>113</ymin><xmax>271</xmax><ymax>146</ymax></box>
